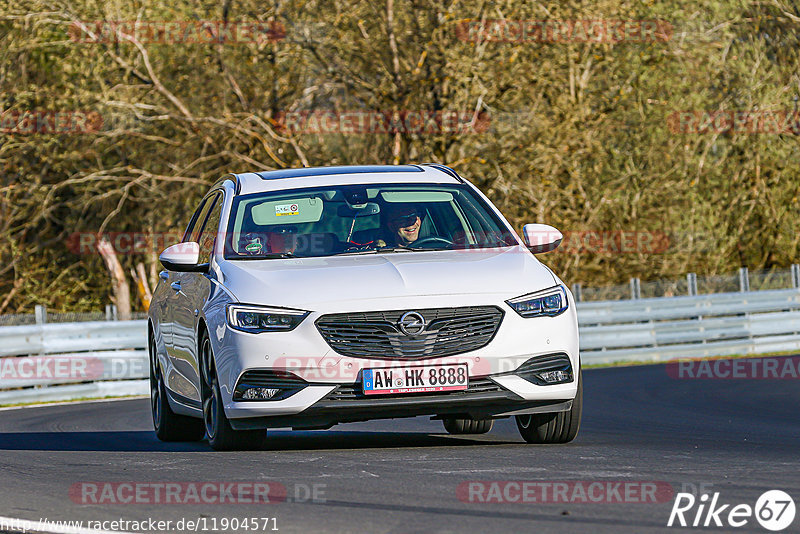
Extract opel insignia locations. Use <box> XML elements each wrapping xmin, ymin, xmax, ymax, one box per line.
<box><xmin>148</xmin><ymin>164</ymin><xmax>581</xmax><ymax>450</ymax></box>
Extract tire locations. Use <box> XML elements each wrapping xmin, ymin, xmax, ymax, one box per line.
<box><xmin>516</xmin><ymin>370</ymin><xmax>582</xmax><ymax>444</ymax></box>
<box><xmin>200</xmin><ymin>332</ymin><xmax>266</xmax><ymax>451</ymax></box>
<box><xmin>150</xmin><ymin>330</ymin><xmax>205</xmax><ymax>442</ymax></box>
<box><xmin>442</xmin><ymin>418</ymin><xmax>494</xmax><ymax>435</ymax></box>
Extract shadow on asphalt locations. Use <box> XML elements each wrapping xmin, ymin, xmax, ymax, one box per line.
<box><xmin>0</xmin><ymin>430</ymin><xmax>522</xmax><ymax>452</ymax></box>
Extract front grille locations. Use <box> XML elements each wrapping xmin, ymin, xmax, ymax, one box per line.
<box><xmin>324</xmin><ymin>377</ymin><xmax>504</xmax><ymax>401</ymax></box>
<box><xmin>315</xmin><ymin>306</ymin><xmax>504</xmax><ymax>359</ymax></box>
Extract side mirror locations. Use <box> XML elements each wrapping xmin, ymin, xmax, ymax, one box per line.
<box><xmin>159</xmin><ymin>242</ymin><xmax>207</xmax><ymax>272</ymax></box>
<box><xmin>522</xmin><ymin>224</ymin><xmax>563</xmax><ymax>254</ymax></box>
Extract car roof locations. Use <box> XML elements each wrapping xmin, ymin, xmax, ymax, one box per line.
<box><xmin>231</xmin><ymin>164</ymin><xmax>462</xmax><ymax>195</ymax></box>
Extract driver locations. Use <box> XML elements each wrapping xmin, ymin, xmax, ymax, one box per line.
<box><xmin>378</xmin><ymin>204</ymin><xmax>422</xmax><ymax>247</ymax></box>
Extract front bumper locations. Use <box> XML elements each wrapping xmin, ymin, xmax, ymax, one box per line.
<box><xmin>209</xmin><ymin>293</ymin><xmax>580</xmax><ymax>423</ymax></box>
<box><xmin>229</xmin><ymin>377</ymin><xmax>574</xmax><ymax>430</ymax></box>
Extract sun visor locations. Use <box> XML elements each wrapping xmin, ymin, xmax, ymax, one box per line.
<box><xmin>380</xmin><ymin>191</ymin><xmax>454</xmax><ymax>203</ymax></box>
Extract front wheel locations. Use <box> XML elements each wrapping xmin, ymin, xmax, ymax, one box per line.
<box><xmin>150</xmin><ymin>331</ymin><xmax>205</xmax><ymax>442</ymax></box>
<box><xmin>516</xmin><ymin>370</ymin><xmax>582</xmax><ymax>444</ymax></box>
<box><xmin>200</xmin><ymin>334</ymin><xmax>266</xmax><ymax>451</ymax></box>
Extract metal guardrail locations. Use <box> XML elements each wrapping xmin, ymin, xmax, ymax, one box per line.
<box><xmin>579</xmin><ymin>288</ymin><xmax>800</xmax><ymax>364</ymax></box>
<box><xmin>0</xmin><ymin>320</ymin><xmax>147</xmax><ymax>358</ymax></box>
<box><xmin>1</xmin><ymin>288</ymin><xmax>800</xmax><ymax>403</ymax></box>
<box><xmin>0</xmin><ymin>320</ymin><xmax>149</xmax><ymax>404</ymax></box>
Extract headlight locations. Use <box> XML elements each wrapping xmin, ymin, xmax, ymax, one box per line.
<box><xmin>506</xmin><ymin>285</ymin><xmax>569</xmax><ymax>318</ymax></box>
<box><xmin>226</xmin><ymin>304</ymin><xmax>309</xmax><ymax>333</ymax></box>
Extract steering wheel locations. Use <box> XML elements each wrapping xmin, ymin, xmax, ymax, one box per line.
<box><xmin>412</xmin><ymin>236</ymin><xmax>454</xmax><ymax>249</ymax></box>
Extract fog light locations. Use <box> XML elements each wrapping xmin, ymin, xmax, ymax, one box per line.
<box><xmin>241</xmin><ymin>387</ymin><xmax>281</xmax><ymax>400</ymax></box>
<box><xmin>537</xmin><ymin>370</ymin><xmax>571</xmax><ymax>384</ymax></box>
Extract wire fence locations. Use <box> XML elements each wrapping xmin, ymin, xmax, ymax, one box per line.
<box><xmin>0</xmin><ymin>306</ymin><xmax>148</xmax><ymax>327</ymax></box>
<box><xmin>569</xmin><ymin>266</ymin><xmax>799</xmax><ymax>303</ymax></box>
<box><xmin>0</xmin><ymin>313</ymin><xmax>37</xmax><ymax>327</ymax></box>
<box><xmin>1</xmin><ymin>266</ymin><xmax>799</xmax><ymax>325</ymax></box>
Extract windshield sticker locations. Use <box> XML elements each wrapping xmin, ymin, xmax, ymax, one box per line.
<box><xmin>275</xmin><ymin>203</ymin><xmax>300</xmax><ymax>216</ymax></box>
<box><xmin>244</xmin><ymin>238</ymin><xmax>263</xmax><ymax>254</ymax></box>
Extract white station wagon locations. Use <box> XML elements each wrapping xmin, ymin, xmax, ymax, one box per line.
<box><xmin>149</xmin><ymin>164</ymin><xmax>581</xmax><ymax>450</ymax></box>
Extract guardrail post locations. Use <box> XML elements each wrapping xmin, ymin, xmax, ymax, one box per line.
<box><xmin>573</xmin><ymin>283</ymin><xmax>582</xmax><ymax>302</ymax></box>
<box><xmin>105</xmin><ymin>304</ymin><xmax>112</xmax><ymax>321</ymax></box>
<box><xmin>687</xmin><ymin>273</ymin><xmax>698</xmax><ymax>296</ymax></box>
<box><xmin>630</xmin><ymin>278</ymin><xmax>641</xmax><ymax>299</ymax></box>
<box><xmin>34</xmin><ymin>305</ymin><xmax>46</xmax><ymax>325</ymax></box>
<box><xmin>792</xmin><ymin>264</ymin><xmax>800</xmax><ymax>289</ymax></box>
<box><xmin>112</xmin><ymin>304</ymin><xmax>118</xmax><ymax>321</ymax></box>
<box><xmin>739</xmin><ymin>267</ymin><xmax>750</xmax><ymax>292</ymax></box>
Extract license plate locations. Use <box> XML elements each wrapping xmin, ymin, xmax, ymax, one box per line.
<box><xmin>362</xmin><ymin>363</ymin><xmax>468</xmax><ymax>395</ymax></box>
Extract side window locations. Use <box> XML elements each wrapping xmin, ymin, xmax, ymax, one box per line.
<box><xmin>190</xmin><ymin>195</ymin><xmax>218</xmax><ymax>244</ymax></box>
<box><xmin>183</xmin><ymin>196</ymin><xmax>213</xmax><ymax>243</ymax></box>
<box><xmin>458</xmin><ymin>193</ymin><xmax>516</xmax><ymax>246</ymax></box>
<box><xmin>428</xmin><ymin>202</ymin><xmax>463</xmax><ymax>242</ymax></box>
<box><xmin>197</xmin><ymin>193</ymin><xmax>223</xmax><ymax>264</ymax></box>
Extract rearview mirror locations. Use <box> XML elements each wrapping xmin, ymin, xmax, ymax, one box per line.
<box><xmin>522</xmin><ymin>224</ymin><xmax>563</xmax><ymax>254</ymax></box>
<box><xmin>337</xmin><ymin>202</ymin><xmax>381</xmax><ymax>218</ymax></box>
<box><xmin>159</xmin><ymin>242</ymin><xmax>207</xmax><ymax>272</ymax></box>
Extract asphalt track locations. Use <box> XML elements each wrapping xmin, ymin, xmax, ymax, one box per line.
<box><xmin>0</xmin><ymin>359</ymin><xmax>798</xmax><ymax>534</ymax></box>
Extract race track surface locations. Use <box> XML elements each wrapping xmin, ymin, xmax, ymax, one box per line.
<box><xmin>1</xmin><ymin>359</ymin><xmax>798</xmax><ymax>533</ymax></box>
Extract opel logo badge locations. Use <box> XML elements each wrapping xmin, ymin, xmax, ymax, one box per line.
<box><xmin>398</xmin><ymin>311</ymin><xmax>426</xmax><ymax>336</ymax></box>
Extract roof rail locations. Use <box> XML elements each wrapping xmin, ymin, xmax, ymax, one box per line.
<box><xmin>209</xmin><ymin>175</ymin><xmax>238</xmax><ymax>195</ymax></box>
<box><xmin>219</xmin><ymin>174</ymin><xmax>242</xmax><ymax>194</ymax></box>
<box><xmin>420</xmin><ymin>163</ymin><xmax>463</xmax><ymax>182</ymax></box>
<box><xmin>256</xmin><ymin>165</ymin><xmax>422</xmax><ymax>181</ymax></box>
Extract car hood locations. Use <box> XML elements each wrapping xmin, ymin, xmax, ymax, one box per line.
<box><xmin>218</xmin><ymin>246</ymin><xmax>557</xmax><ymax>308</ymax></box>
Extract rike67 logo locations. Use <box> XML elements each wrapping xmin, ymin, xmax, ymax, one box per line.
<box><xmin>668</xmin><ymin>490</ymin><xmax>795</xmax><ymax>531</ymax></box>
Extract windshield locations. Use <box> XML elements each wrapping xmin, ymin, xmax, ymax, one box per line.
<box><xmin>223</xmin><ymin>183</ymin><xmax>517</xmax><ymax>260</ymax></box>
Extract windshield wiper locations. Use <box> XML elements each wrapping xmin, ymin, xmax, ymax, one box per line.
<box><xmin>232</xmin><ymin>252</ymin><xmax>297</xmax><ymax>259</ymax></box>
<box><xmin>332</xmin><ymin>247</ymin><xmax>413</xmax><ymax>256</ymax></box>
<box><xmin>374</xmin><ymin>246</ymin><xmax>414</xmax><ymax>253</ymax></box>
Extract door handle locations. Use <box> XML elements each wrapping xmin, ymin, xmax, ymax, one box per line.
<box><xmin>170</xmin><ymin>281</ymin><xmax>181</xmax><ymax>291</ymax></box>
<box><xmin>159</xmin><ymin>271</ymin><xmax>169</xmax><ymax>281</ymax></box>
